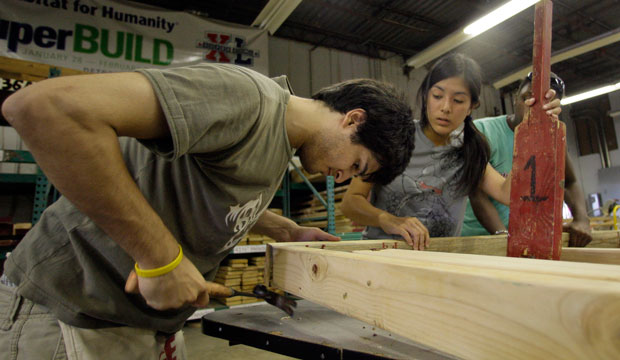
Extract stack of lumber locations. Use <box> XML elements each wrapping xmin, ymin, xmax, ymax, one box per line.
<box><xmin>250</xmin><ymin>256</ymin><xmax>266</xmax><ymax>284</ymax></box>
<box><xmin>290</xmin><ymin>167</ymin><xmax>325</xmax><ymax>183</ymax></box>
<box><xmin>294</xmin><ymin>185</ymin><xmax>364</xmax><ymax>233</ymax></box>
<box><xmin>235</xmin><ymin>209</ymin><xmax>281</xmax><ymax>246</ymax></box>
<box><xmin>589</xmin><ymin>216</ymin><xmax>615</xmax><ymax>230</ymax></box>
<box><xmin>213</xmin><ymin>259</ymin><xmax>245</xmax><ymax>306</ymax></box>
<box><xmin>235</xmin><ymin>232</ymin><xmax>276</xmax><ymax>246</ymax></box>
<box><xmin>213</xmin><ymin>257</ymin><xmax>268</xmax><ymax>306</ymax></box>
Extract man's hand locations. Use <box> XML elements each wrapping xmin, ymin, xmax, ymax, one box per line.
<box><xmin>378</xmin><ymin>212</ymin><xmax>429</xmax><ymax>250</ymax></box>
<box><xmin>125</xmin><ymin>256</ymin><xmax>210</xmax><ymax>310</ymax></box>
<box><xmin>564</xmin><ymin>219</ymin><xmax>592</xmax><ymax>247</ymax></box>
<box><xmin>286</xmin><ymin>226</ymin><xmax>341</xmax><ymax>242</ymax></box>
<box><xmin>525</xmin><ymin>89</ymin><xmax>562</xmax><ymax>119</ymax></box>
<box><xmin>252</xmin><ymin>210</ymin><xmax>340</xmax><ymax>242</ymax></box>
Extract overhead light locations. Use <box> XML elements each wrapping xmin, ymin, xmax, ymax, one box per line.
<box><xmin>464</xmin><ymin>0</ymin><xmax>539</xmax><ymax>36</ymax></box>
<box><xmin>493</xmin><ymin>27</ymin><xmax>620</xmax><ymax>89</ymax></box>
<box><xmin>252</xmin><ymin>0</ymin><xmax>301</xmax><ymax>35</ymax></box>
<box><xmin>561</xmin><ymin>82</ymin><xmax>620</xmax><ymax>105</ymax></box>
<box><xmin>406</xmin><ymin>0</ymin><xmax>538</xmax><ymax>69</ymax></box>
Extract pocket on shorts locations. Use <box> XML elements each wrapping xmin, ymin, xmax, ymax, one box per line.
<box><xmin>0</xmin><ymin>283</ymin><xmax>21</xmax><ymax>331</ymax></box>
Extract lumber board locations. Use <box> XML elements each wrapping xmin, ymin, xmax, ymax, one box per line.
<box><xmin>0</xmin><ymin>56</ymin><xmax>85</xmax><ymax>79</ymax></box>
<box><xmin>292</xmin><ymin>203</ymin><xmax>341</xmax><ymax>215</ymax></box>
<box><xmin>559</xmin><ymin>248</ymin><xmax>620</xmax><ymax>265</ymax></box>
<box><xmin>0</xmin><ymin>70</ymin><xmax>45</xmax><ymax>82</ymax></box>
<box><xmin>299</xmin><ymin>193</ymin><xmax>345</xmax><ymax>207</ymax></box>
<box><xmin>268</xmin><ymin>244</ymin><xmax>620</xmax><ymax>360</ymax></box>
<box><xmin>267</xmin><ymin>230</ymin><xmax>618</xmax><ymax>257</ymax></box>
<box><xmin>588</xmin><ymin>230</ymin><xmax>620</xmax><ymax>247</ymax></box>
<box><xmin>294</xmin><ymin>209</ymin><xmax>344</xmax><ymax>220</ymax></box>
<box><xmin>352</xmin><ymin>249</ymin><xmax>620</xmax><ymax>280</ymax></box>
<box><xmin>264</xmin><ymin>231</ymin><xmax>616</xmax><ymax>286</ymax></box>
<box><xmin>270</xmin><ymin>235</ymin><xmax>570</xmax><ymax>255</ymax></box>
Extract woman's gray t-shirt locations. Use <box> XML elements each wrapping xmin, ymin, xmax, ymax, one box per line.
<box><xmin>364</xmin><ymin>120</ymin><xmax>468</xmax><ymax>239</ymax></box>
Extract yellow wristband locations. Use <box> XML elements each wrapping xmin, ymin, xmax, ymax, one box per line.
<box><xmin>134</xmin><ymin>244</ymin><xmax>183</xmax><ymax>278</ymax></box>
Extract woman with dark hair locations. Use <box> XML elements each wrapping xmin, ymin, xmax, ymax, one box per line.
<box><xmin>341</xmin><ymin>53</ymin><xmax>562</xmax><ymax>249</ymax></box>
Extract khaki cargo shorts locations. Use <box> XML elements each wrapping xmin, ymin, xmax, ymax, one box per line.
<box><xmin>0</xmin><ymin>275</ymin><xmax>186</xmax><ymax>360</ymax></box>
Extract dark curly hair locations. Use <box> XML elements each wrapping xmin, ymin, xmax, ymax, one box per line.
<box><xmin>312</xmin><ymin>79</ymin><xmax>415</xmax><ymax>185</ymax></box>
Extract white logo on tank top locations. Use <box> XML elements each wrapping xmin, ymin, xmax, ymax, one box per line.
<box><xmin>222</xmin><ymin>194</ymin><xmax>263</xmax><ymax>251</ymax></box>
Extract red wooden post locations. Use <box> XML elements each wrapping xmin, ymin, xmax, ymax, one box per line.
<box><xmin>507</xmin><ymin>0</ymin><xmax>566</xmax><ymax>260</ymax></box>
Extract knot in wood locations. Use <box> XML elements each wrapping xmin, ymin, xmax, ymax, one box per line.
<box><xmin>307</xmin><ymin>255</ymin><xmax>328</xmax><ymax>281</ymax></box>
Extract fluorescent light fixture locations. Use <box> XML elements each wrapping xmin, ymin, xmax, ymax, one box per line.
<box><xmin>252</xmin><ymin>0</ymin><xmax>301</xmax><ymax>35</ymax></box>
<box><xmin>493</xmin><ymin>27</ymin><xmax>620</xmax><ymax>89</ymax></box>
<box><xmin>406</xmin><ymin>0</ymin><xmax>539</xmax><ymax>69</ymax></box>
<box><xmin>464</xmin><ymin>0</ymin><xmax>539</xmax><ymax>36</ymax></box>
<box><xmin>561</xmin><ymin>81</ymin><xmax>620</xmax><ymax>105</ymax></box>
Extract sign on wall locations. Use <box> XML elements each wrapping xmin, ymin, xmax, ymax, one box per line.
<box><xmin>1</xmin><ymin>0</ymin><xmax>269</xmax><ymax>74</ymax></box>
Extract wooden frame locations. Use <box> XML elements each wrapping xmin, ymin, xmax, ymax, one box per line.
<box><xmin>266</xmin><ymin>231</ymin><xmax>620</xmax><ymax>360</ymax></box>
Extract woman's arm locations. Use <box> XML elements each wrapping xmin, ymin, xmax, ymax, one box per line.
<box><xmin>341</xmin><ymin>177</ymin><xmax>429</xmax><ymax>249</ymax></box>
<box><xmin>480</xmin><ymin>164</ymin><xmax>511</xmax><ymax>206</ymax></box>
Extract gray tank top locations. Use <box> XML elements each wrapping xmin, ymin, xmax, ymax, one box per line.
<box><xmin>364</xmin><ymin>120</ymin><xmax>468</xmax><ymax>239</ymax></box>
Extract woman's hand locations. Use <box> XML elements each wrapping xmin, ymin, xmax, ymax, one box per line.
<box><xmin>378</xmin><ymin>212</ymin><xmax>429</xmax><ymax>250</ymax></box>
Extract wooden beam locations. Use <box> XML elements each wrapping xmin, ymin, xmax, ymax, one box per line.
<box><xmin>588</xmin><ymin>230</ymin><xmax>620</xmax><ymax>247</ymax></box>
<box><xmin>353</xmin><ymin>249</ymin><xmax>620</xmax><ymax>279</ymax></box>
<box><xmin>266</xmin><ymin>230</ymin><xmax>616</xmax><ymax>255</ymax></box>
<box><xmin>264</xmin><ymin>231</ymin><xmax>619</xmax><ymax>284</ymax></box>
<box><xmin>268</xmin><ymin>244</ymin><xmax>620</xmax><ymax>359</ymax></box>
<box><xmin>559</xmin><ymin>248</ymin><xmax>620</xmax><ymax>265</ymax></box>
<box><xmin>0</xmin><ymin>56</ymin><xmax>86</xmax><ymax>80</ymax></box>
<box><xmin>267</xmin><ymin>234</ymin><xmax>571</xmax><ymax>254</ymax></box>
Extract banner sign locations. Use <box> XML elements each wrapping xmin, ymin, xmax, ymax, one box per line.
<box><xmin>0</xmin><ymin>0</ymin><xmax>269</xmax><ymax>74</ymax></box>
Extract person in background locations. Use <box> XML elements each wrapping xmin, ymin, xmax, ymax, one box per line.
<box><xmin>0</xmin><ymin>63</ymin><xmax>415</xmax><ymax>359</ymax></box>
<box><xmin>461</xmin><ymin>72</ymin><xmax>592</xmax><ymax>247</ymax></box>
<box><xmin>341</xmin><ymin>53</ymin><xmax>562</xmax><ymax>249</ymax></box>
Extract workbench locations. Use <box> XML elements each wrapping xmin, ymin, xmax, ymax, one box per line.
<box><xmin>201</xmin><ymin>299</ymin><xmax>453</xmax><ymax>360</ymax></box>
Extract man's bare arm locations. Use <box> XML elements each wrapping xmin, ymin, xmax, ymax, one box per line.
<box><xmin>469</xmin><ymin>187</ymin><xmax>507</xmax><ymax>234</ymax></box>
<box><xmin>251</xmin><ymin>210</ymin><xmax>340</xmax><ymax>242</ymax></box>
<box><xmin>2</xmin><ymin>73</ymin><xmax>209</xmax><ymax>309</ymax></box>
<box><xmin>563</xmin><ymin>154</ymin><xmax>592</xmax><ymax>246</ymax></box>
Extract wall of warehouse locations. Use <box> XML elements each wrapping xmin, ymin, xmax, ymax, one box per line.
<box><xmin>573</xmin><ymin>91</ymin><xmax>620</xmax><ymax>211</ymax></box>
<box><xmin>267</xmin><ymin>36</ymin><xmax>503</xmax><ymax>120</ymax></box>
<box><xmin>269</xmin><ymin>35</ymin><xmax>619</xmax><ymax>216</ymax></box>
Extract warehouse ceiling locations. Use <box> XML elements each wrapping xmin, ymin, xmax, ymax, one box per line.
<box><xmin>130</xmin><ymin>0</ymin><xmax>620</xmax><ymax>97</ymax></box>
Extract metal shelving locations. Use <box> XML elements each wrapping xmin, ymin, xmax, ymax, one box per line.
<box><xmin>0</xmin><ymin>149</ymin><xmax>51</xmax><ymax>224</ymax></box>
<box><xmin>287</xmin><ymin>160</ymin><xmax>336</xmax><ymax>234</ymax></box>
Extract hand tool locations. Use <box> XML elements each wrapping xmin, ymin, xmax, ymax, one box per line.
<box><xmin>208</xmin><ymin>282</ymin><xmax>297</xmax><ymax>316</ymax></box>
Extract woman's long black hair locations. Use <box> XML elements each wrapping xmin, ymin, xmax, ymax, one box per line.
<box><xmin>416</xmin><ymin>53</ymin><xmax>490</xmax><ymax>196</ymax></box>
